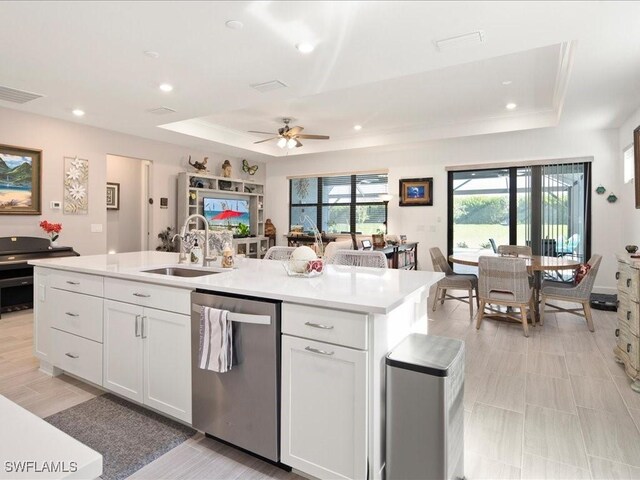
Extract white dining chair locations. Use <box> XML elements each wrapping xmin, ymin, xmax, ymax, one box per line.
<box><xmin>263</xmin><ymin>246</ymin><xmax>296</xmax><ymax>261</ymax></box>
<box><xmin>327</xmin><ymin>250</ymin><xmax>388</xmax><ymax>268</ymax></box>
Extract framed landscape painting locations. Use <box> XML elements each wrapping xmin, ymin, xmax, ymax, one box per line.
<box><xmin>399</xmin><ymin>177</ymin><xmax>433</xmax><ymax>206</ymax></box>
<box><xmin>0</xmin><ymin>144</ymin><xmax>41</xmax><ymax>215</ymax></box>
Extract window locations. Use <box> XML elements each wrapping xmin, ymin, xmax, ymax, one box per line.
<box><xmin>290</xmin><ymin>173</ymin><xmax>388</xmax><ymax>234</ymax></box>
<box><xmin>448</xmin><ymin>161</ymin><xmax>591</xmax><ymax>269</ymax></box>
<box><xmin>624</xmin><ymin>144</ymin><xmax>634</xmax><ymax>184</ymax></box>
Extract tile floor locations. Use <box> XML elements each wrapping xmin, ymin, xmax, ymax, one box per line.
<box><xmin>2</xmin><ymin>290</ymin><xmax>640</xmax><ymax>479</ymax></box>
<box><xmin>429</xmin><ymin>291</ymin><xmax>640</xmax><ymax>480</ymax></box>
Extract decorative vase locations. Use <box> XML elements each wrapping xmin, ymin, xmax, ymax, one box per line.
<box><xmin>50</xmin><ymin>239</ymin><xmax>59</xmax><ymax>248</ymax></box>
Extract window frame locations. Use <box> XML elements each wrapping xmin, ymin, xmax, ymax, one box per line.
<box><xmin>289</xmin><ymin>174</ymin><xmax>389</xmax><ymax>234</ymax></box>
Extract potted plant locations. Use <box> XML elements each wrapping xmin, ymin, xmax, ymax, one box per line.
<box><xmin>235</xmin><ymin>223</ymin><xmax>250</xmax><ymax>238</ymax></box>
<box><xmin>40</xmin><ymin>220</ymin><xmax>62</xmax><ymax>248</ymax></box>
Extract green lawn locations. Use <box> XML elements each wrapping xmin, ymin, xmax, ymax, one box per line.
<box><xmin>454</xmin><ymin>224</ymin><xmax>569</xmax><ymax>250</ymax></box>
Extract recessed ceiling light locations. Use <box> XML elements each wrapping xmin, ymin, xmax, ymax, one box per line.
<box><xmin>502</xmin><ymin>80</ymin><xmax>512</xmax><ymax>85</ymax></box>
<box><xmin>72</xmin><ymin>109</ymin><xmax>85</xmax><ymax>117</ymax></box>
<box><xmin>296</xmin><ymin>43</ymin><xmax>314</xmax><ymax>54</ymax></box>
<box><xmin>159</xmin><ymin>83</ymin><xmax>174</xmax><ymax>92</ymax></box>
<box><xmin>144</xmin><ymin>50</ymin><xmax>160</xmax><ymax>59</ymax></box>
<box><xmin>354</xmin><ymin>125</ymin><xmax>362</xmax><ymax>131</ymax></box>
<box><xmin>225</xmin><ymin>20</ymin><xmax>243</xmax><ymax>30</ymax></box>
<box><xmin>505</xmin><ymin>103</ymin><xmax>517</xmax><ymax>110</ymax></box>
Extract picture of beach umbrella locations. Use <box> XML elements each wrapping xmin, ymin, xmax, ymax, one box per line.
<box><xmin>212</xmin><ymin>209</ymin><xmax>243</xmax><ymax>228</ymax></box>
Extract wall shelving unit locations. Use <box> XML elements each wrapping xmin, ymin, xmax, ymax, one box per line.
<box><xmin>177</xmin><ymin>172</ymin><xmax>268</xmax><ymax>258</ymax></box>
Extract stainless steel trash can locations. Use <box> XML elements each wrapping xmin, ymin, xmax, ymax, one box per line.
<box><xmin>386</xmin><ymin>333</ymin><xmax>465</xmax><ymax>480</ymax></box>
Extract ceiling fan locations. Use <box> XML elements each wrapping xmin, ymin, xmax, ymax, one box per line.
<box><xmin>249</xmin><ymin>118</ymin><xmax>329</xmax><ymax>149</ymax></box>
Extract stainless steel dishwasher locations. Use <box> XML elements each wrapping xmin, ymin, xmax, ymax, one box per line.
<box><xmin>191</xmin><ymin>290</ymin><xmax>282</xmax><ymax>462</ymax></box>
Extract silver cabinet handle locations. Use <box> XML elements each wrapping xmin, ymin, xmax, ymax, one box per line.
<box><xmin>133</xmin><ymin>292</ymin><xmax>151</xmax><ymax>298</ymax></box>
<box><xmin>141</xmin><ymin>316</ymin><xmax>147</xmax><ymax>339</ymax></box>
<box><xmin>305</xmin><ymin>346</ymin><xmax>334</xmax><ymax>356</ymax></box>
<box><xmin>65</xmin><ymin>352</ymin><xmax>79</xmax><ymax>359</ymax></box>
<box><xmin>135</xmin><ymin>315</ymin><xmax>141</xmax><ymax>337</ymax></box>
<box><xmin>66</xmin><ymin>281</ymin><xmax>80</xmax><ymax>285</ymax></box>
<box><xmin>304</xmin><ymin>321</ymin><xmax>334</xmax><ymax>330</ymax></box>
<box><xmin>65</xmin><ymin>312</ymin><xmax>79</xmax><ymax>317</ymax></box>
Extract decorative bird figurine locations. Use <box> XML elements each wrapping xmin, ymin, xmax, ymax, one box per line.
<box><xmin>188</xmin><ymin>156</ymin><xmax>208</xmax><ymax>172</ymax></box>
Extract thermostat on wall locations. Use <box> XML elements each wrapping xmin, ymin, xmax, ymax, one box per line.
<box><xmin>50</xmin><ymin>201</ymin><xmax>61</xmax><ymax>209</ymax></box>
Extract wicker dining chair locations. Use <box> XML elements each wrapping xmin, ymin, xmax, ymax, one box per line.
<box><xmin>497</xmin><ymin>244</ymin><xmax>532</xmax><ymax>257</ymax></box>
<box><xmin>429</xmin><ymin>247</ymin><xmax>479</xmax><ymax>319</ymax></box>
<box><xmin>539</xmin><ymin>254</ymin><xmax>602</xmax><ymax>332</ymax></box>
<box><xmin>328</xmin><ymin>250</ymin><xmax>388</xmax><ymax>268</ymax></box>
<box><xmin>477</xmin><ymin>256</ymin><xmax>535</xmax><ymax>337</ymax></box>
<box><xmin>263</xmin><ymin>246</ymin><xmax>296</xmax><ymax>261</ymax></box>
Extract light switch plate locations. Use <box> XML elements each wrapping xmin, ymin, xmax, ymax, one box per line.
<box><xmin>50</xmin><ymin>201</ymin><xmax>61</xmax><ymax>209</ymax></box>
<box><xmin>91</xmin><ymin>224</ymin><xmax>103</xmax><ymax>233</ymax></box>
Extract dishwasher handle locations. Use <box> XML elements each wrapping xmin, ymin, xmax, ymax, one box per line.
<box><xmin>192</xmin><ymin>304</ymin><xmax>271</xmax><ymax>325</ymax></box>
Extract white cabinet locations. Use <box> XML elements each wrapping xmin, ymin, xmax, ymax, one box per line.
<box><xmin>281</xmin><ymin>335</ymin><xmax>367</xmax><ymax>480</ymax></box>
<box><xmin>103</xmin><ymin>300</ymin><xmax>192</xmax><ymax>422</ymax></box>
<box><xmin>33</xmin><ymin>268</ymin><xmax>51</xmax><ymax>361</ymax></box>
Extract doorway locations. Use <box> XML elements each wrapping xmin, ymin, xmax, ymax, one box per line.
<box><xmin>106</xmin><ymin>155</ymin><xmax>152</xmax><ymax>253</ymax></box>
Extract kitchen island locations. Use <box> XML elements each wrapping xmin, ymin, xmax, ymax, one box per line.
<box><xmin>30</xmin><ymin>251</ymin><xmax>443</xmax><ymax>480</ymax></box>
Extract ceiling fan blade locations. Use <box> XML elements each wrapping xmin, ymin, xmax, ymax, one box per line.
<box><xmin>253</xmin><ymin>137</ymin><xmax>279</xmax><ymax>144</ymax></box>
<box><xmin>295</xmin><ymin>139</ymin><xmax>303</xmax><ymax>148</ymax></box>
<box><xmin>295</xmin><ymin>134</ymin><xmax>330</xmax><ymax>140</ymax></box>
<box><xmin>248</xmin><ymin>130</ymin><xmax>276</xmax><ymax>135</ymax></box>
<box><xmin>288</xmin><ymin>126</ymin><xmax>304</xmax><ymax>136</ymax></box>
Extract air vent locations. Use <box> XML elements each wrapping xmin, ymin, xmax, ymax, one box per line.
<box><xmin>0</xmin><ymin>85</ymin><xmax>44</xmax><ymax>104</ymax></box>
<box><xmin>435</xmin><ymin>31</ymin><xmax>485</xmax><ymax>51</ymax></box>
<box><xmin>250</xmin><ymin>80</ymin><xmax>288</xmax><ymax>93</ymax></box>
<box><xmin>147</xmin><ymin>106</ymin><xmax>176</xmax><ymax>115</ymax></box>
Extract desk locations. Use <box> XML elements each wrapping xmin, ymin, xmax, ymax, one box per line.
<box><xmin>376</xmin><ymin>242</ymin><xmax>419</xmax><ymax>270</ymax></box>
<box><xmin>0</xmin><ymin>394</ymin><xmax>102</xmax><ymax>479</ymax></box>
<box><xmin>449</xmin><ymin>252</ymin><xmax>581</xmax><ymax>319</ymax></box>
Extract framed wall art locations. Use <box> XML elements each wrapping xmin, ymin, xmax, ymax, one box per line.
<box><xmin>399</xmin><ymin>177</ymin><xmax>433</xmax><ymax>206</ymax></box>
<box><xmin>64</xmin><ymin>156</ymin><xmax>89</xmax><ymax>214</ymax></box>
<box><xmin>0</xmin><ymin>144</ymin><xmax>42</xmax><ymax>215</ymax></box>
<box><xmin>106</xmin><ymin>182</ymin><xmax>120</xmax><ymax>210</ymax></box>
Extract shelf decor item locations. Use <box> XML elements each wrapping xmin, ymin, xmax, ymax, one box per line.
<box><xmin>607</xmin><ymin>193</ymin><xmax>618</xmax><ymax>203</ymax></box>
<box><xmin>625</xmin><ymin>245</ymin><xmax>638</xmax><ymax>254</ymax></box>
<box><xmin>399</xmin><ymin>177</ymin><xmax>433</xmax><ymax>206</ymax></box>
<box><xmin>0</xmin><ymin>144</ymin><xmax>42</xmax><ymax>215</ymax></box>
<box><xmin>40</xmin><ymin>220</ymin><xmax>62</xmax><ymax>248</ymax></box>
<box><xmin>106</xmin><ymin>182</ymin><xmax>120</xmax><ymax>210</ymax></box>
<box><xmin>242</xmin><ymin>159</ymin><xmax>258</xmax><ymax>176</ymax></box>
<box><xmin>63</xmin><ymin>156</ymin><xmax>89</xmax><ymax>214</ymax></box>
<box><xmin>188</xmin><ymin>155</ymin><xmax>208</xmax><ymax>172</ymax></box>
<box><xmin>595</xmin><ymin>185</ymin><xmax>606</xmax><ymax>195</ymax></box>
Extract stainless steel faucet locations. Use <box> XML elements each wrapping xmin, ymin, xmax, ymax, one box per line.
<box><xmin>180</xmin><ymin>214</ymin><xmax>215</xmax><ymax>267</ymax></box>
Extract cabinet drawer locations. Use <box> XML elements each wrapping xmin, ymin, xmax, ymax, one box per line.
<box><xmin>282</xmin><ymin>303</ymin><xmax>368</xmax><ymax>350</ymax></box>
<box><xmin>50</xmin><ymin>270</ymin><xmax>103</xmax><ymax>297</ymax></box>
<box><xmin>618</xmin><ymin>262</ymin><xmax>640</xmax><ymax>302</ymax></box>
<box><xmin>49</xmin><ymin>289</ymin><xmax>103</xmax><ymax>342</ymax></box>
<box><xmin>617</xmin><ymin>294</ymin><xmax>639</xmax><ymax>337</ymax></box>
<box><xmin>104</xmin><ymin>277</ymin><xmax>191</xmax><ymax>315</ymax></box>
<box><xmin>51</xmin><ymin>328</ymin><xmax>103</xmax><ymax>386</ymax></box>
<box><xmin>617</xmin><ymin>326</ymin><xmax>639</xmax><ymax>371</ymax></box>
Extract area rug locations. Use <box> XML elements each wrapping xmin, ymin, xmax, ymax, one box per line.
<box><xmin>45</xmin><ymin>393</ymin><xmax>196</xmax><ymax>480</ymax></box>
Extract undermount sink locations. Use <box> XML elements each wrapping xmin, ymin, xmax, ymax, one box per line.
<box><xmin>142</xmin><ymin>267</ymin><xmax>222</xmax><ymax>277</ymax></box>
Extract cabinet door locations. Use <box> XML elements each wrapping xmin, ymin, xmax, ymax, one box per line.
<box><xmin>103</xmin><ymin>300</ymin><xmax>144</xmax><ymax>402</ymax></box>
<box><xmin>281</xmin><ymin>335</ymin><xmax>367</xmax><ymax>480</ymax></box>
<box><xmin>33</xmin><ymin>268</ymin><xmax>50</xmax><ymax>361</ymax></box>
<box><xmin>142</xmin><ymin>308</ymin><xmax>192</xmax><ymax>423</ymax></box>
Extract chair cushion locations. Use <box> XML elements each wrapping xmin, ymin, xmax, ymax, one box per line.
<box><xmin>575</xmin><ymin>263</ymin><xmax>591</xmax><ymax>285</ymax></box>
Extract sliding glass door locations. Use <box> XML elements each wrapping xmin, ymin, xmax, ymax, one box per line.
<box><xmin>448</xmin><ymin>162</ymin><xmax>590</xmax><ymax>271</ymax></box>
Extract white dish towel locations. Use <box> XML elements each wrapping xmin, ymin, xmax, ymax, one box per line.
<box><xmin>199</xmin><ymin>306</ymin><xmax>233</xmax><ymax>372</ymax></box>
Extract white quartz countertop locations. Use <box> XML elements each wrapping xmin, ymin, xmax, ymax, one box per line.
<box><xmin>30</xmin><ymin>251</ymin><xmax>443</xmax><ymax>314</ymax></box>
<box><xmin>0</xmin><ymin>395</ymin><xmax>102</xmax><ymax>479</ymax></box>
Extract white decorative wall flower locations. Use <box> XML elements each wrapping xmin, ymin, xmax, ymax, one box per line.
<box><xmin>66</xmin><ymin>167</ymin><xmax>81</xmax><ymax>180</ymax></box>
<box><xmin>71</xmin><ymin>158</ymin><xmax>85</xmax><ymax>170</ymax></box>
<box><xmin>68</xmin><ymin>183</ymin><xmax>86</xmax><ymax>200</ymax></box>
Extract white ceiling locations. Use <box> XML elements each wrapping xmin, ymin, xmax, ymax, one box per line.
<box><xmin>0</xmin><ymin>1</ymin><xmax>639</xmax><ymax>160</ymax></box>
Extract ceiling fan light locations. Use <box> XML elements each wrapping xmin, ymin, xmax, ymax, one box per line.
<box><xmin>277</xmin><ymin>138</ymin><xmax>287</xmax><ymax>148</ymax></box>
<box><xmin>287</xmin><ymin>138</ymin><xmax>297</xmax><ymax>149</ymax></box>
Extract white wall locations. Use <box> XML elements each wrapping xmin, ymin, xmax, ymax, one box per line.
<box><xmin>619</xmin><ymin>106</ymin><xmax>640</xmax><ymax>243</ymax></box>
<box><xmin>106</xmin><ymin>155</ymin><xmax>144</xmax><ymax>254</ymax></box>
<box><xmin>0</xmin><ymin>106</ymin><xmax>265</xmax><ymax>255</ymax></box>
<box><xmin>266</xmin><ymin>126</ymin><xmax>621</xmax><ymax>292</ymax></box>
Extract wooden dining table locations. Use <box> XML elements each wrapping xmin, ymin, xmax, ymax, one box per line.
<box><xmin>449</xmin><ymin>252</ymin><xmax>582</xmax><ymax>321</ymax></box>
